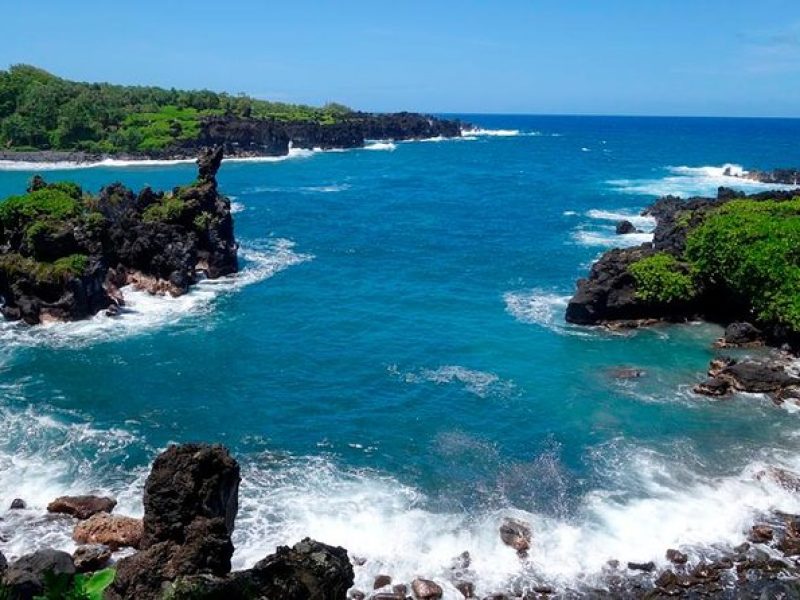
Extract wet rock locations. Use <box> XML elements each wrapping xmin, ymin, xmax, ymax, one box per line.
<box><xmin>615</xmin><ymin>220</ymin><xmax>640</xmax><ymax>235</ymax></box>
<box><xmin>499</xmin><ymin>517</ymin><xmax>532</xmax><ymax>557</ymax></box>
<box><xmin>393</xmin><ymin>583</ymin><xmax>408</xmax><ymax>596</ymax></box>
<box><xmin>665</xmin><ymin>548</ymin><xmax>688</xmax><ymax>565</ymax></box>
<box><xmin>720</xmin><ymin>322</ymin><xmax>763</xmax><ymax>347</ymax></box>
<box><xmin>756</xmin><ymin>466</ymin><xmax>800</xmax><ymax>493</ymax></box>
<box><xmin>456</xmin><ymin>580</ymin><xmax>476</xmax><ymax>598</ymax></box>
<box><xmin>73</xmin><ymin>513</ymin><xmax>143</xmax><ymax>550</ymax></box>
<box><xmin>627</xmin><ymin>561</ymin><xmax>656</xmax><ymax>572</ymax></box>
<box><xmin>374</xmin><ymin>574</ymin><xmax>392</xmax><ymax>588</ymax></box>
<box><xmin>748</xmin><ymin>524</ymin><xmax>774</xmax><ymax>544</ymax></box>
<box><xmin>412</xmin><ymin>577</ymin><xmax>443</xmax><ymax>600</ymax></box>
<box><xmin>47</xmin><ymin>494</ymin><xmax>117</xmax><ymax>520</ymax></box>
<box><xmin>693</xmin><ymin>377</ymin><xmax>730</xmax><ymax>396</ymax></box>
<box><xmin>451</xmin><ymin>550</ymin><xmax>471</xmax><ymax>570</ymax></box>
<box><xmin>9</xmin><ymin>498</ymin><xmax>26</xmax><ymax>510</ymax></box>
<box><xmin>3</xmin><ymin>549</ymin><xmax>75</xmax><ymax>600</ymax></box>
<box><xmin>72</xmin><ymin>544</ymin><xmax>112</xmax><ymax>573</ymax></box>
<box><xmin>708</xmin><ymin>356</ymin><xmax>736</xmax><ymax>377</ymax></box>
<box><xmin>609</xmin><ymin>367</ymin><xmax>646</xmax><ymax>379</ymax></box>
<box><xmin>371</xmin><ymin>593</ymin><xmax>405</xmax><ymax>600</ymax></box>
<box><xmin>0</xmin><ymin>551</ymin><xmax>6</xmax><ymax>575</ymax></box>
<box><xmin>718</xmin><ymin>359</ymin><xmax>799</xmax><ymax>393</ymax></box>
<box><xmin>349</xmin><ymin>590</ymin><xmax>366</xmax><ymax>600</ymax></box>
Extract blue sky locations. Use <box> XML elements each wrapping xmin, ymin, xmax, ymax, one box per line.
<box><xmin>3</xmin><ymin>1</ymin><xmax>800</xmax><ymax>116</ymax></box>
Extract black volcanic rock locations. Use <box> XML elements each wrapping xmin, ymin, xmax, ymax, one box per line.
<box><xmin>2</xmin><ymin>549</ymin><xmax>75</xmax><ymax>600</ymax></box>
<box><xmin>615</xmin><ymin>220</ymin><xmax>639</xmax><ymax>235</ymax></box>
<box><xmin>0</xmin><ymin>147</ymin><xmax>238</xmax><ymax>324</ymax></box>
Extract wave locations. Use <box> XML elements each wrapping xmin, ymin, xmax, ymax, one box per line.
<box><xmin>4</xmin><ymin>402</ymin><xmax>800</xmax><ymax>596</ymax></box>
<box><xmin>502</xmin><ymin>289</ymin><xmax>592</xmax><ymax>339</ymax></box>
<box><xmin>363</xmin><ymin>141</ymin><xmax>397</xmax><ymax>151</ymax></box>
<box><xmin>230</xmin><ymin>201</ymin><xmax>246</xmax><ymax>214</ymax></box>
<box><xmin>608</xmin><ymin>163</ymin><xmax>798</xmax><ymax>198</ymax></box>
<box><xmin>389</xmin><ymin>365</ymin><xmax>515</xmax><ymax>399</ymax></box>
<box><xmin>572</xmin><ymin>229</ymin><xmax>653</xmax><ymax>248</ymax></box>
<box><xmin>0</xmin><ymin>147</ymin><xmax>317</xmax><ymax>172</ymax></box>
<box><xmin>0</xmin><ymin>238</ymin><xmax>311</xmax><ymax>350</ymax></box>
<box><xmin>230</xmin><ymin>442</ymin><xmax>800</xmax><ymax>595</ymax></box>
<box><xmin>241</xmin><ymin>183</ymin><xmax>351</xmax><ymax>195</ymax></box>
<box><xmin>585</xmin><ymin>209</ymin><xmax>655</xmax><ymax>229</ymax></box>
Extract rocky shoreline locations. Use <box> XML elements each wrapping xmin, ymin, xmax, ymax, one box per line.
<box><xmin>3</xmin><ymin>444</ymin><xmax>800</xmax><ymax>599</ymax></box>
<box><xmin>0</xmin><ymin>113</ymin><xmax>464</xmax><ymax>165</ymax></box>
<box><xmin>0</xmin><ymin>147</ymin><xmax>237</xmax><ymax>324</ymax></box>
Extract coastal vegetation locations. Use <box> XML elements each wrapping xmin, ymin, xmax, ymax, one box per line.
<box><xmin>625</xmin><ymin>195</ymin><xmax>800</xmax><ymax>332</ymax></box>
<box><xmin>0</xmin><ymin>64</ymin><xmax>353</xmax><ymax>153</ymax></box>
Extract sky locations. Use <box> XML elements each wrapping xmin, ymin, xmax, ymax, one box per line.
<box><xmin>2</xmin><ymin>0</ymin><xmax>800</xmax><ymax>117</ymax></box>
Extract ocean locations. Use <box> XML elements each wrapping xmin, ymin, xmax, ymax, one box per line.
<box><xmin>2</xmin><ymin>115</ymin><xmax>800</xmax><ymax>597</ymax></box>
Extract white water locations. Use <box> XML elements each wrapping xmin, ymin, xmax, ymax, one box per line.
<box><xmin>0</xmin><ymin>238</ymin><xmax>311</xmax><ymax>350</ymax></box>
<box><xmin>364</xmin><ymin>141</ymin><xmax>397</xmax><ymax>151</ymax></box>
<box><xmin>388</xmin><ymin>364</ymin><xmax>515</xmax><ymax>399</ymax></box>
<box><xmin>609</xmin><ymin>163</ymin><xmax>798</xmax><ymax>198</ymax></box>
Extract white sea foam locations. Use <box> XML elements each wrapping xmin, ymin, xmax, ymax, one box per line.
<box><xmin>572</xmin><ymin>229</ymin><xmax>653</xmax><ymax>248</ymax></box>
<box><xmin>228</xmin><ymin>444</ymin><xmax>800</xmax><ymax>596</ymax></box>
<box><xmin>0</xmin><ymin>147</ymin><xmax>317</xmax><ymax>172</ymax></box>
<box><xmin>609</xmin><ymin>163</ymin><xmax>798</xmax><ymax>198</ymax></box>
<box><xmin>230</xmin><ymin>201</ymin><xmax>246</xmax><ymax>213</ymax></box>
<box><xmin>0</xmin><ymin>238</ymin><xmax>311</xmax><ymax>349</ymax></box>
<box><xmin>502</xmin><ymin>290</ymin><xmax>593</xmax><ymax>339</ymax></box>
<box><xmin>364</xmin><ymin>141</ymin><xmax>397</xmax><ymax>151</ymax></box>
<box><xmin>242</xmin><ymin>183</ymin><xmax>350</xmax><ymax>195</ymax></box>
<box><xmin>389</xmin><ymin>365</ymin><xmax>515</xmax><ymax>398</ymax></box>
<box><xmin>585</xmin><ymin>209</ymin><xmax>656</xmax><ymax>229</ymax></box>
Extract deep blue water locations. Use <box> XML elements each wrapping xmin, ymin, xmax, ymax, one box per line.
<box><xmin>2</xmin><ymin>116</ymin><xmax>800</xmax><ymax>595</ymax></box>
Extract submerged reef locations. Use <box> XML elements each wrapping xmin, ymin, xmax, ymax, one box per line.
<box><xmin>0</xmin><ymin>146</ymin><xmax>237</xmax><ymax>324</ymax></box>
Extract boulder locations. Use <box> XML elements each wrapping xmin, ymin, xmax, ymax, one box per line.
<box><xmin>47</xmin><ymin>494</ymin><xmax>117</xmax><ymax>520</ymax></box>
<box><xmin>0</xmin><ymin>551</ymin><xmax>6</xmax><ymax>575</ymax></box>
<box><xmin>721</xmin><ymin>322</ymin><xmax>763</xmax><ymax>347</ymax></box>
<box><xmin>411</xmin><ymin>578</ymin><xmax>443</xmax><ymax>600</ymax></box>
<box><xmin>456</xmin><ymin>581</ymin><xmax>476</xmax><ymax>598</ymax></box>
<box><xmin>693</xmin><ymin>377</ymin><xmax>730</xmax><ymax>397</ymax></box>
<box><xmin>615</xmin><ymin>220</ymin><xmax>639</xmax><ymax>235</ymax></box>
<box><xmin>108</xmin><ymin>443</ymin><xmax>241</xmax><ymax>600</ymax></box>
<box><xmin>718</xmin><ymin>360</ymin><xmax>799</xmax><ymax>393</ymax></box>
<box><xmin>666</xmin><ymin>548</ymin><xmax>688</xmax><ymax>565</ymax></box>
<box><xmin>2</xmin><ymin>549</ymin><xmax>75</xmax><ymax>600</ymax></box>
<box><xmin>9</xmin><ymin>498</ymin><xmax>25</xmax><ymax>510</ymax></box>
<box><xmin>73</xmin><ymin>513</ymin><xmax>143</xmax><ymax>550</ymax></box>
<box><xmin>499</xmin><ymin>517</ymin><xmax>532</xmax><ymax>557</ymax></box>
<box><xmin>756</xmin><ymin>467</ymin><xmax>800</xmax><ymax>493</ymax></box>
<box><xmin>749</xmin><ymin>524</ymin><xmax>774</xmax><ymax>543</ymax></box>
<box><xmin>72</xmin><ymin>544</ymin><xmax>112</xmax><ymax>573</ymax></box>
<box><xmin>141</xmin><ymin>443</ymin><xmax>240</xmax><ymax>548</ymax></box>
<box><xmin>374</xmin><ymin>574</ymin><xmax>392</xmax><ymax>588</ymax></box>
<box><xmin>627</xmin><ymin>561</ymin><xmax>656</xmax><ymax>572</ymax></box>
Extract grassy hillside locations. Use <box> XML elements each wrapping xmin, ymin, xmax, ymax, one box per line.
<box><xmin>0</xmin><ymin>65</ymin><xmax>353</xmax><ymax>153</ymax></box>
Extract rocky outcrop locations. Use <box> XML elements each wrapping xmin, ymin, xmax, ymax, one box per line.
<box><xmin>499</xmin><ymin>517</ymin><xmax>532</xmax><ymax>558</ymax></box>
<box><xmin>108</xmin><ymin>444</ymin><xmax>240</xmax><ymax>599</ymax></box>
<box><xmin>72</xmin><ymin>544</ymin><xmax>112</xmax><ymax>573</ymax></box>
<box><xmin>729</xmin><ymin>166</ymin><xmax>800</xmax><ymax>186</ymax></box>
<box><xmin>694</xmin><ymin>355</ymin><xmax>800</xmax><ymax>398</ymax></box>
<box><xmin>184</xmin><ymin>112</ymin><xmax>462</xmax><ymax>157</ymax></box>
<box><xmin>47</xmin><ymin>495</ymin><xmax>116</xmax><ymax>520</ymax></box>
<box><xmin>2</xmin><ymin>549</ymin><xmax>75</xmax><ymax>600</ymax></box>
<box><xmin>615</xmin><ymin>220</ymin><xmax>639</xmax><ymax>235</ymax></box>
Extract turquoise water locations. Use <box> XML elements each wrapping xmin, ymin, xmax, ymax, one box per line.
<box><xmin>2</xmin><ymin>117</ymin><xmax>800</xmax><ymax>595</ymax></box>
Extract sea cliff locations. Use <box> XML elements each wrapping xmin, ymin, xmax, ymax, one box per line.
<box><xmin>0</xmin><ymin>147</ymin><xmax>236</xmax><ymax>324</ymax></box>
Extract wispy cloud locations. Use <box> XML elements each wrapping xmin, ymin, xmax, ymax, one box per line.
<box><xmin>739</xmin><ymin>22</ymin><xmax>800</xmax><ymax>74</ymax></box>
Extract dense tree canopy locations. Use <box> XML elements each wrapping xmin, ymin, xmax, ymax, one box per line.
<box><xmin>0</xmin><ymin>65</ymin><xmax>353</xmax><ymax>153</ymax></box>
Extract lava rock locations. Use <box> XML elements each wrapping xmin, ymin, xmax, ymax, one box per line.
<box><xmin>693</xmin><ymin>377</ymin><xmax>730</xmax><ymax>396</ymax></box>
<box><xmin>72</xmin><ymin>544</ymin><xmax>112</xmax><ymax>573</ymax></box>
<box><xmin>9</xmin><ymin>498</ymin><xmax>26</xmax><ymax>510</ymax></box>
<box><xmin>722</xmin><ymin>322</ymin><xmax>763</xmax><ymax>346</ymax></box>
<box><xmin>455</xmin><ymin>581</ymin><xmax>476</xmax><ymax>598</ymax></box>
<box><xmin>749</xmin><ymin>524</ymin><xmax>774</xmax><ymax>543</ymax></box>
<box><xmin>615</xmin><ymin>220</ymin><xmax>639</xmax><ymax>235</ymax></box>
<box><xmin>47</xmin><ymin>495</ymin><xmax>117</xmax><ymax>520</ymax></box>
<box><xmin>718</xmin><ymin>360</ymin><xmax>799</xmax><ymax>393</ymax></box>
<box><xmin>412</xmin><ymin>577</ymin><xmax>444</xmax><ymax>600</ymax></box>
<box><xmin>3</xmin><ymin>549</ymin><xmax>75</xmax><ymax>600</ymax></box>
<box><xmin>499</xmin><ymin>517</ymin><xmax>532</xmax><ymax>557</ymax></box>
<box><xmin>72</xmin><ymin>513</ymin><xmax>143</xmax><ymax>550</ymax></box>
<box><xmin>627</xmin><ymin>561</ymin><xmax>656</xmax><ymax>572</ymax></box>
<box><xmin>374</xmin><ymin>574</ymin><xmax>392</xmax><ymax>589</ymax></box>
<box><xmin>665</xmin><ymin>548</ymin><xmax>688</xmax><ymax>565</ymax></box>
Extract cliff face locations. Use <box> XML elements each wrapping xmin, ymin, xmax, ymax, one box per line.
<box><xmin>0</xmin><ymin>147</ymin><xmax>237</xmax><ymax>324</ymax></box>
<box><xmin>186</xmin><ymin>112</ymin><xmax>463</xmax><ymax>157</ymax></box>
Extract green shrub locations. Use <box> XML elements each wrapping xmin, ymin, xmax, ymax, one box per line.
<box><xmin>0</xmin><ymin>188</ymin><xmax>80</xmax><ymax>230</ymax></box>
<box><xmin>0</xmin><ymin>253</ymin><xmax>88</xmax><ymax>283</ymax></box>
<box><xmin>685</xmin><ymin>197</ymin><xmax>800</xmax><ymax>329</ymax></box>
<box><xmin>629</xmin><ymin>252</ymin><xmax>696</xmax><ymax>304</ymax></box>
<box><xmin>142</xmin><ymin>197</ymin><xmax>186</xmax><ymax>223</ymax></box>
<box><xmin>33</xmin><ymin>567</ymin><xmax>115</xmax><ymax>600</ymax></box>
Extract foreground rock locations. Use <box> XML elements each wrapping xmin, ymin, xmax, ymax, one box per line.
<box><xmin>167</xmin><ymin>538</ymin><xmax>354</xmax><ymax>600</ymax></box>
<box><xmin>2</xmin><ymin>549</ymin><xmax>75</xmax><ymax>600</ymax></box>
<box><xmin>0</xmin><ymin>146</ymin><xmax>237</xmax><ymax>324</ymax></box>
<box><xmin>615</xmin><ymin>220</ymin><xmax>640</xmax><ymax>235</ymax></box>
<box><xmin>108</xmin><ymin>443</ymin><xmax>240</xmax><ymax>599</ymax></box>
<box><xmin>72</xmin><ymin>544</ymin><xmax>112</xmax><ymax>573</ymax></box>
<box><xmin>47</xmin><ymin>494</ymin><xmax>116</xmax><ymax>520</ymax></box>
<box><xmin>499</xmin><ymin>517</ymin><xmax>532</xmax><ymax>557</ymax></box>
<box><xmin>694</xmin><ymin>355</ymin><xmax>800</xmax><ymax>398</ymax></box>
<box><xmin>411</xmin><ymin>578</ymin><xmax>443</xmax><ymax>599</ymax></box>
<box><xmin>72</xmin><ymin>513</ymin><xmax>143</xmax><ymax>550</ymax></box>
